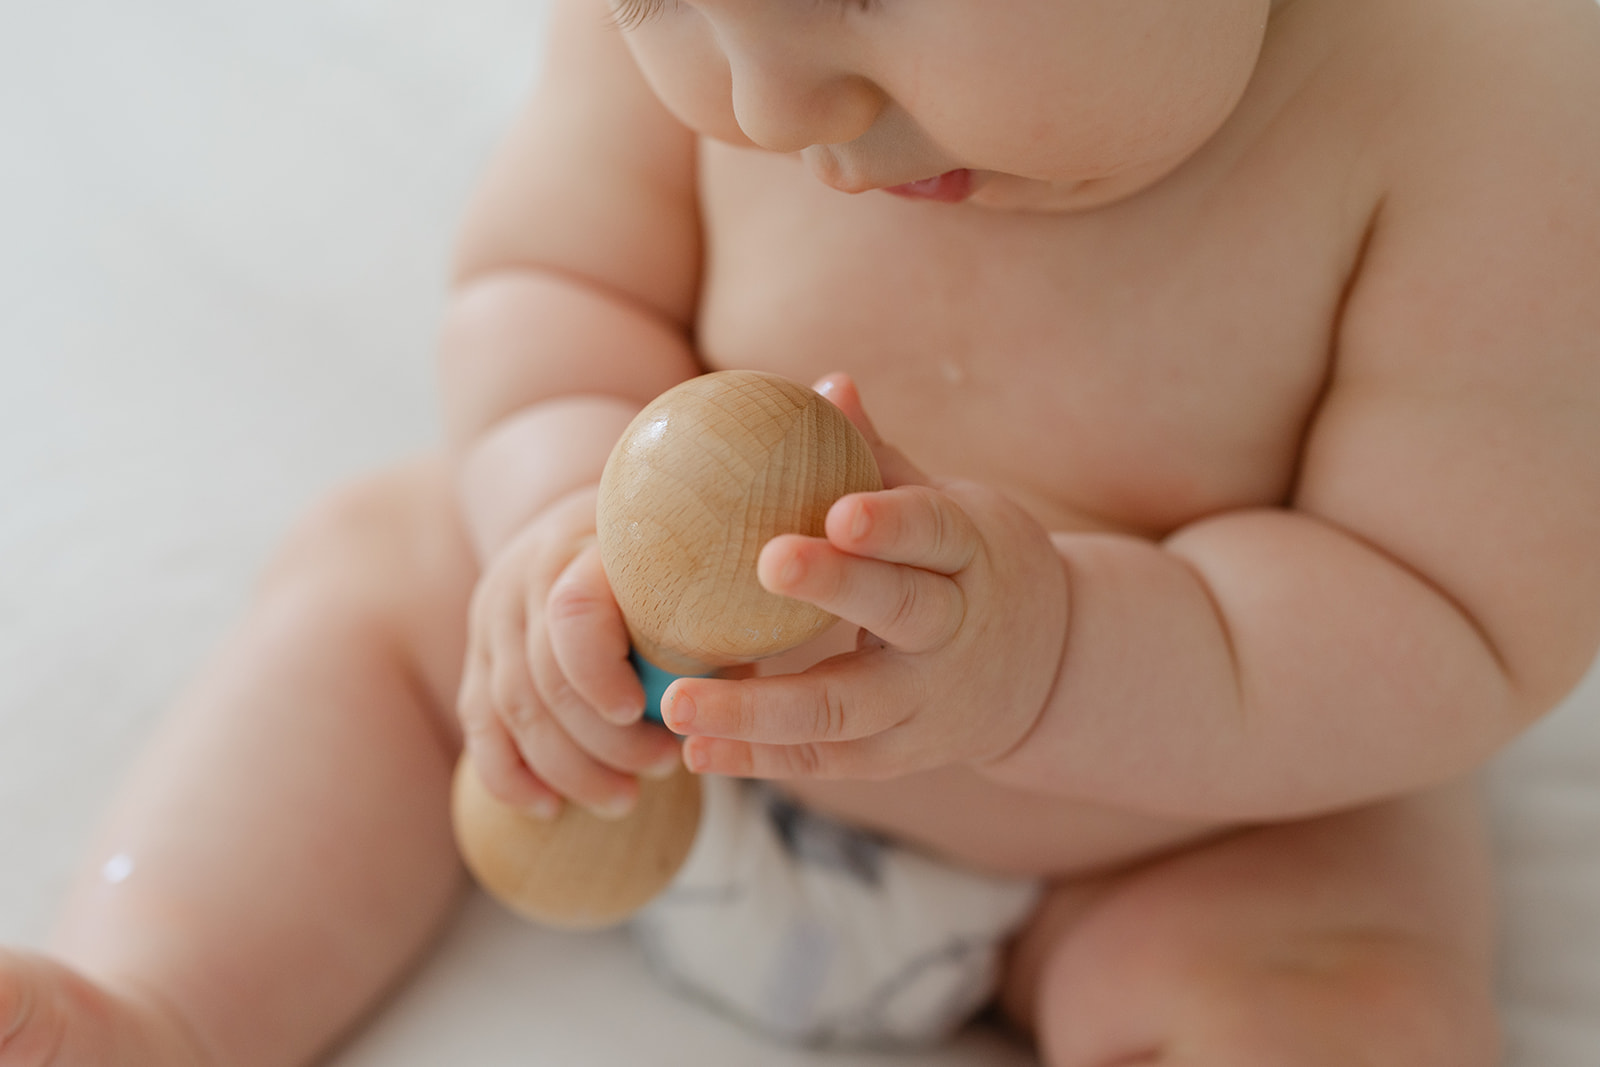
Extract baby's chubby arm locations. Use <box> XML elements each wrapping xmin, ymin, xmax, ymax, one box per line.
<box><xmin>996</xmin><ymin>28</ymin><xmax>1600</xmax><ymax>821</ymax></box>
<box><xmin>442</xmin><ymin>0</ymin><xmax>702</xmax><ymax>817</ymax></box>
<box><xmin>443</xmin><ymin>0</ymin><xmax>700</xmax><ymax>558</ymax></box>
<box><xmin>667</xmin><ymin>34</ymin><xmax>1600</xmax><ymax>822</ymax></box>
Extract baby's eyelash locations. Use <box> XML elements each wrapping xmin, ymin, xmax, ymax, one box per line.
<box><xmin>609</xmin><ymin>0</ymin><xmax>673</xmax><ymax>31</ymax></box>
<box><xmin>609</xmin><ymin>0</ymin><xmax>877</xmax><ymax>32</ymax></box>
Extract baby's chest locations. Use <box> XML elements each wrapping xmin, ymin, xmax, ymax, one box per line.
<box><xmin>696</xmin><ymin>157</ymin><xmax>1356</xmax><ymax>534</ymax></box>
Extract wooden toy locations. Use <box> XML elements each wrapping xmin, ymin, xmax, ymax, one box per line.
<box><xmin>452</xmin><ymin>370</ymin><xmax>882</xmax><ymax>929</ymax></box>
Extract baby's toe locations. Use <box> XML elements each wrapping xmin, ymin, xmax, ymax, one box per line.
<box><xmin>0</xmin><ymin>951</ymin><xmax>65</xmax><ymax>1065</ymax></box>
<box><xmin>0</xmin><ymin>951</ymin><xmax>207</xmax><ymax>1067</ymax></box>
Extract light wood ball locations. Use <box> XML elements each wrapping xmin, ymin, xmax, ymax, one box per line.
<box><xmin>598</xmin><ymin>370</ymin><xmax>883</xmax><ymax>674</ymax></box>
<box><xmin>451</xmin><ymin>757</ymin><xmax>702</xmax><ymax>930</ymax></box>
<box><xmin>453</xmin><ymin>370</ymin><xmax>882</xmax><ymax>929</ymax></box>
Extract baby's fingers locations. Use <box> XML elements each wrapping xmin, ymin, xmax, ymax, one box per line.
<box><xmin>758</xmin><ymin>534</ymin><xmax>963</xmax><ymax>653</ymax></box>
<box><xmin>813</xmin><ymin>374</ymin><xmax>927</xmax><ymax>489</ymax></box>
<box><xmin>462</xmin><ymin>566</ymin><xmax>544</xmax><ymax>734</ymax></box>
<box><xmin>460</xmin><ymin>710</ymin><xmax>564</xmax><ymax>820</ymax></box>
<box><xmin>461</xmin><ymin>634</ymin><xmax>636</xmax><ymax>817</ymax></box>
<box><xmin>826</xmin><ymin>485</ymin><xmax>980</xmax><ymax>574</ymax></box>
<box><xmin>503</xmin><ymin>701</ymin><xmax>647</xmax><ymax>820</ymax></box>
<box><xmin>459</xmin><ymin>646</ymin><xmax>560</xmax><ymax>817</ymax></box>
<box><xmin>664</xmin><ymin>653</ymin><xmax>916</xmax><ymax>749</ymax></box>
<box><xmin>546</xmin><ymin>544</ymin><xmax>646</xmax><ymax>725</ymax></box>
<box><xmin>681</xmin><ymin>736</ymin><xmax>879</xmax><ymax>781</ymax></box>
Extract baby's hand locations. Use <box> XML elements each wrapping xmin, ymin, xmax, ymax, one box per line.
<box><xmin>457</xmin><ymin>486</ymin><xmax>684</xmax><ymax>819</ymax></box>
<box><xmin>662</xmin><ymin>377</ymin><xmax>1070</xmax><ymax>783</ymax></box>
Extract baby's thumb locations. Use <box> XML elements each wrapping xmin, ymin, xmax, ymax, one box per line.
<box><xmin>813</xmin><ymin>373</ymin><xmax>928</xmax><ymax>489</ymax></box>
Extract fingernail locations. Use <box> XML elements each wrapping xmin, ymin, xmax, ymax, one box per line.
<box><xmin>683</xmin><ymin>740</ymin><xmax>711</xmax><ymax>774</ymax></box>
<box><xmin>664</xmin><ymin>688</ymin><xmax>695</xmax><ymax>732</ymax></box>
<box><xmin>590</xmin><ymin>793</ymin><xmax>636</xmax><ymax>821</ymax></box>
<box><xmin>643</xmin><ymin>751</ymin><xmax>684</xmax><ymax>780</ymax></box>
<box><xmin>526</xmin><ymin>796</ymin><xmax>561</xmax><ymax>821</ymax></box>
<box><xmin>851</xmin><ymin>503</ymin><xmax>871</xmax><ymax>542</ymax></box>
<box><xmin>779</xmin><ymin>555</ymin><xmax>804</xmax><ymax>588</ymax></box>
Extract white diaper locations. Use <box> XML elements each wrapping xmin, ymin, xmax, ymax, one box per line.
<box><xmin>629</xmin><ymin>776</ymin><xmax>1043</xmax><ymax>1049</ymax></box>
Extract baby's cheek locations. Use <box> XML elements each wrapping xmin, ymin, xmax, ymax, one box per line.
<box><xmin>624</xmin><ymin>26</ymin><xmax>754</xmax><ymax>149</ymax></box>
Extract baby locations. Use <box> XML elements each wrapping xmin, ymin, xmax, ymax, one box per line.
<box><xmin>6</xmin><ymin>0</ymin><xmax>1600</xmax><ymax>1063</ymax></box>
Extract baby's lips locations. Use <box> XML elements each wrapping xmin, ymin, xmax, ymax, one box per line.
<box><xmin>883</xmin><ymin>168</ymin><xmax>974</xmax><ymax>203</ymax></box>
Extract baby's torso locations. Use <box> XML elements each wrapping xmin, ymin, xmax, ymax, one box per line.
<box><xmin>695</xmin><ymin>0</ymin><xmax>1378</xmax><ymax>543</ymax></box>
<box><xmin>689</xmin><ymin>0</ymin><xmax>1400</xmax><ymax>875</ymax></box>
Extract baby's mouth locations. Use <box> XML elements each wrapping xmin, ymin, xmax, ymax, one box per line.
<box><xmin>882</xmin><ymin>169</ymin><xmax>974</xmax><ymax>203</ymax></box>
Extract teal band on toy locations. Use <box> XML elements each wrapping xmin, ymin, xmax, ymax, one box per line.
<box><xmin>631</xmin><ymin>649</ymin><xmax>712</xmax><ymax>727</ymax></box>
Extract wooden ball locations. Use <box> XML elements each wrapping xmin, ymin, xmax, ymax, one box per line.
<box><xmin>597</xmin><ymin>370</ymin><xmax>883</xmax><ymax>675</ymax></box>
<box><xmin>452</xmin><ymin>757</ymin><xmax>702</xmax><ymax>931</ymax></box>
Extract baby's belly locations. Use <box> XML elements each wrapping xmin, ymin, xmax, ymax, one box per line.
<box><xmin>774</xmin><ymin>770</ymin><xmax>1225</xmax><ymax>880</ymax></box>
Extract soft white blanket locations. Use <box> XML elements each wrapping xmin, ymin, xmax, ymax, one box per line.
<box><xmin>2</xmin><ymin>2</ymin><xmax>1596</xmax><ymax>1063</ymax></box>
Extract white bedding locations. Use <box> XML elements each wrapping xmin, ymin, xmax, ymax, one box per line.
<box><xmin>2</xmin><ymin>2</ymin><xmax>1596</xmax><ymax>1063</ymax></box>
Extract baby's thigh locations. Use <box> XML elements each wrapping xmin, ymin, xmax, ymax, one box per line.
<box><xmin>1005</xmin><ymin>782</ymin><xmax>1499</xmax><ymax>1067</ymax></box>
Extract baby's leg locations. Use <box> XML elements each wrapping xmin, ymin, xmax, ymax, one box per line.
<box><xmin>1002</xmin><ymin>782</ymin><xmax>1499</xmax><ymax>1066</ymax></box>
<box><xmin>1</xmin><ymin>459</ymin><xmax>476</xmax><ymax>1067</ymax></box>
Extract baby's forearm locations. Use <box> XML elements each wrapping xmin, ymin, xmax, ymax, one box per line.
<box><xmin>437</xmin><ymin>267</ymin><xmax>700</xmax><ymax>560</ymax></box>
<box><xmin>987</xmin><ymin>508</ymin><xmax>1520</xmax><ymax>821</ymax></box>
<box><xmin>453</xmin><ymin>399</ymin><xmax>636</xmax><ymax>561</ymax></box>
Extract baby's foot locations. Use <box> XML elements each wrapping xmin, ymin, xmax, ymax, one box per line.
<box><xmin>0</xmin><ymin>950</ymin><xmax>207</xmax><ymax>1066</ymax></box>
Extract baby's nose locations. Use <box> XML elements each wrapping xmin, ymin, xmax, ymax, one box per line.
<box><xmin>728</xmin><ymin>60</ymin><xmax>883</xmax><ymax>153</ymax></box>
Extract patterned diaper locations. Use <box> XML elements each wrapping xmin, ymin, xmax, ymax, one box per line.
<box><xmin>629</xmin><ymin>776</ymin><xmax>1043</xmax><ymax>1049</ymax></box>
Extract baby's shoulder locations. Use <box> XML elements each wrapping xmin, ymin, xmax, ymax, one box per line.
<box><xmin>1298</xmin><ymin>0</ymin><xmax>1600</xmax><ymax>429</ymax></box>
<box><xmin>1271</xmin><ymin>0</ymin><xmax>1600</xmax><ymax>281</ymax></box>
<box><xmin>1341</xmin><ymin>0</ymin><xmax>1600</xmax><ymax>169</ymax></box>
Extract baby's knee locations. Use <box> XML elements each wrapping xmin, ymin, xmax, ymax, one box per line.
<box><xmin>262</xmin><ymin>460</ymin><xmax>465</xmax><ymax>596</ymax></box>
<box><xmin>1189</xmin><ymin>935</ymin><xmax>1500</xmax><ymax>1067</ymax></box>
<box><xmin>253</xmin><ymin>459</ymin><xmax>474</xmax><ymax>648</ymax></box>
<box><xmin>1035</xmin><ymin>926</ymin><xmax>1500</xmax><ymax>1067</ymax></box>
